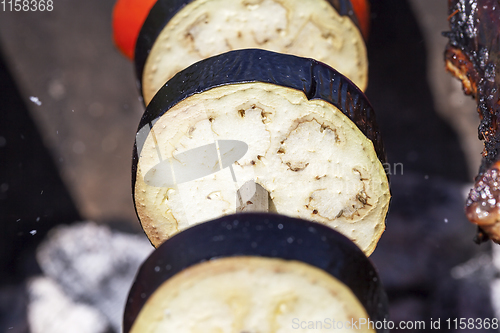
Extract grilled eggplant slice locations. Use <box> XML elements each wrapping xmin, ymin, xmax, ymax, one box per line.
<box><xmin>123</xmin><ymin>213</ymin><xmax>389</xmax><ymax>333</ymax></box>
<box><xmin>136</xmin><ymin>0</ymin><xmax>367</xmax><ymax>104</ymax></box>
<box><xmin>133</xmin><ymin>49</ymin><xmax>390</xmax><ymax>255</ymax></box>
<box><xmin>445</xmin><ymin>0</ymin><xmax>500</xmax><ymax>243</ymax></box>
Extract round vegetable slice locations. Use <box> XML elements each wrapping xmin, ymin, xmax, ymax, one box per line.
<box><xmin>112</xmin><ymin>0</ymin><xmax>157</xmax><ymax>59</ymax></box>
<box><xmin>123</xmin><ymin>213</ymin><xmax>389</xmax><ymax>333</ymax></box>
<box><xmin>133</xmin><ymin>49</ymin><xmax>389</xmax><ymax>255</ymax></box>
<box><xmin>350</xmin><ymin>0</ymin><xmax>370</xmax><ymax>39</ymax></box>
<box><xmin>131</xmin><ymin>257</ymin><xmax>375</xmax><ymax>332</ymax></box>
<box><xmin>135</xmin><ymin>0</ymin><xmax>368</xmax><ymax>104</ymax></box>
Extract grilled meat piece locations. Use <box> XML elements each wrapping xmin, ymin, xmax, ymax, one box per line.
<box><xmin>445</xmin><ymin>0</ymin><xmax>500</xmax><ymax>243</ymax></box>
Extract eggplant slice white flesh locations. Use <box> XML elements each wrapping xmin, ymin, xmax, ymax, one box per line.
<box><xmin>123</xmin><ymin>213</ymin><xmax>389</xmax><ymax>333</ymax></box>
<box><xmin>130</xmin><ymin>257</ymin><xmax>375</xmax><ymax>333</ymax></box>
<box><xmin>132</xmin><ymin>49</ymin><xmax>390</xmax><ymax>256</ymax></box>
<box><xmin>137</xmin><ymin>0</ymin><xmax>367</xmax><ymax>104</ymax></box>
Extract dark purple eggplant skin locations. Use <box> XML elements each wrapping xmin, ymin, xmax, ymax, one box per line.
<box><xmin>134</xmin><ymin>0</ymin><xmax>361</xmax><ymax>95</ymax></box>
<box><xmin>444</xmin><ymin>0</ymin><xmax>500</xmax><ymax>243</ymax></box>
<box><xmin>132</xmin><ymin>49</ymin><xmax>388</xmax><ymax>218</ymax></box>
<box><xmin>123</xmin><ymin>213</ymin><xmax>389</xmax><ymax>333</ymax></box>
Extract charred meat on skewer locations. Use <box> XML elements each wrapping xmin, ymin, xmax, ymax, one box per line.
<box><xmin>445</xmin><ymin>0</ymin><xmax>500</xmax><ymax>243</ymax></box>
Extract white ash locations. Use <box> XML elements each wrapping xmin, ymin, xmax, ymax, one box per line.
<box><xmin>34</xmin><ymin>222</ymin><xmax>153</xmax><ymax>333</ymax></box>
<box><xmin>27</xmin><ymin>277</ymin><xmax>110</xmax><ymax>333</ymax></box>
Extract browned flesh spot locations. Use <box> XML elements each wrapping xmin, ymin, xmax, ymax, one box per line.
<box><xmin>188</xmin><ymin>126</ymin><xmax>196</xmax><ymax>137</ymax></box>
<box><xmin>260</xmin><ymin>109</ymin><xmax>272</xmax><ymax>124</ymax></box>
<box><xmin>357</xmin><ymin>192</ymin><xmax>368</xmax><ymax>205</ymax></box>
<box><xmin>243</xmin><ymin>0</ymin><xmax>264</xmax><ymax>6</ymax></box>
<box><xmin>286</xmin><ymin>162</ymin><xmax>309</xmax><ymax>172</ymax></box>
<box><xmin>183</xmin><ymin>13</ymin><xmax>209</xmax><ymax>53</ymax></box>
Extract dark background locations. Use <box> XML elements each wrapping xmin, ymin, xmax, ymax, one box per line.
<box><xmin>0</xmin><ymin>0</ymin><xmax>497</xmax><ymax>332</ymax></box>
